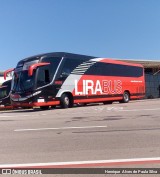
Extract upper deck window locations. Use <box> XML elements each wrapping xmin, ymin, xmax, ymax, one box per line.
<box><xmin>36</xmin><ymin>57</ymin><xmax>61</xmax><ymax>88</ymax></box>
<box><xmin>85</xmin><ymin>62</ymin><xmax>143</xmax><ymax>77</ymax></box>
<box><xmin>57</xmin><ymin>58</ymin><xmax>88</xmax><ymax>79</ymax></box>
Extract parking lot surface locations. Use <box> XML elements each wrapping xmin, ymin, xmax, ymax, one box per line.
<box><xmin>0</xmin><ymin>99</ymin><xmax>160</xmax><ymax>176</ymax></box>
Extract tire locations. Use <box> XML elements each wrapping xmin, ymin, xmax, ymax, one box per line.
<box><xmin>120</xmin><ymin>91</ymin><xmax>130</xmax><ymax>103</ymax></box>
<box><xmin>60</xmin><ymin>93</ymin><xmax>73</xmax><ymax>108</ymax></box>
<box><xmin>103</xmin><ymin>101</ymin><xmax>113</xmax><ymax>105</ymax></box>
<box><xmin>40</xmin><ymin>106</ymin><xmax>50</xmax><ymax>110</ymax></box>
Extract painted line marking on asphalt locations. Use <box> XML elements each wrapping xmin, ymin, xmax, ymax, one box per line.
<box><xmin>0</xmin><ymin>115</ymin><xmax>14</xmax><ymax>118</ymax></box>
<box><xmin>0</xmin><ymin>115</ymin><xmax>31</xmax><ymax>118</ymax></box>
<box><xmin>14</xmin><ymin>125</ymin><xmax>107</xmax><ymax>132</ymax></box>
<box><xmin>118</xmin><ymin>108</ymin><xmax>160</xmax><ymax>112</ymax></box>
<box><xmin>0</xmin><ymin>157</ymin><xmax>160</xmax><ymax>168</ymax></box>
<box><xmin>0</xmin><ymin>114</ymin><xmax>47</xmax><ymax>118</ymax></box>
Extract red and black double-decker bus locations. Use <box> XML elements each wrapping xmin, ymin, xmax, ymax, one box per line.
<box><xmin>4</xmin><ymin>52</ymin><xmax>145</xmax><ymax>110</ymax></box>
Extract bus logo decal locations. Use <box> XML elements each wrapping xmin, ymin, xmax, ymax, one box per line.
<box><xmin>75</xmin><ymin>80</ymin><xmax>122</xmax><ymax>95</ymax></box>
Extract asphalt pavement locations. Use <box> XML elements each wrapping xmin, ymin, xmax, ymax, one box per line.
<box><xmin>0</xmin><ymin>99</ymin><xmax>160</xmax><ymax>176</ymax></box>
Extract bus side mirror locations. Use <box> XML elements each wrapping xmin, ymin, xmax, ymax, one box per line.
<box><xmin>4</xmin><ymin>68</ymin><xmax>14</xmax><ymax>80</ymax></box>
<box><xmin>28</xmin><ymin>62</ymin><xmax>50</xmax><ymax>76</ymax></box>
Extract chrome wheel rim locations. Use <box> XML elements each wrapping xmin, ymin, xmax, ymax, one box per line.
<box><xmin>124</xmin><ymin>93</ymin><xmax>129</xmax><ymax>101</ymax></box>
<box><xmin>64</xmin><ymin>97</ymin><xmax>69</xmax><ymax>105</ymax></box>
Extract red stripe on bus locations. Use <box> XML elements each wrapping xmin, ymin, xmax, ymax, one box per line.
<box><xmin>74</xmin><ymin>97</ymin><xmax>122</xmax><ymax>103</ymax></box>
<box><xmin>13</xmin><ymin>101</ymin><xmax>60</xmax><ymax>107</ymax></box>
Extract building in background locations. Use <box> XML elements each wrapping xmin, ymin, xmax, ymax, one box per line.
<box><xmin>118</xmin><ymin>59</ymin><xmax>160</xmax><ymax>99</ymax></box>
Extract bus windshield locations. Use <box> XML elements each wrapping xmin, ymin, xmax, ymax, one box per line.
<box><xmin>12</xmin><ymin>70</ymin><xmax>35</xmax><ymax>92</ymax></box>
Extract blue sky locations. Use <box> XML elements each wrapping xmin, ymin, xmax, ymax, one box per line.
<box><xmin>0</xmin><ymin>0</ymin><xmax>160</xmax><ymax>70</ymax></box>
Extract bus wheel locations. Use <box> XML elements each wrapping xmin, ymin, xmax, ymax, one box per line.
<box><xmin>60</xmin><ymin>93</ymin><xmax>73</xmax><ymax>108</ymax></box>
<box><xmin>103</xmin><ymin>101</ymin><xmax>112</xmax><ymax>105</ymax></box>
<box><xmin>120</xmin><ymin>91</ymin><xmax>130</xmax><ymax>103</ymax></box>
<box><xmin>40</xmin><ymin>106</ymin><xmax>50</xmax><ymax>110</ymax></box>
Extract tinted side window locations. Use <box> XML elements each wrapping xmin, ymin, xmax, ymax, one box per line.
<box><xmin>0</xmin><ymin>88</ymin><xmax>7</xmax><ymax>99</ymax></box>
<box><xmin>3</xmin><ymin>81</ymin><xmax>11</xmax><ymax>95</ymax></box>
<box><xmin>37</xmin><ymin>57</ymin><xmax>61</xmax><ymax>87</ymax></box>
<box><xmin>85</xmin><ymin>62</ymin><xmax>143</xmax><ymax>77</ymax></box>
<box><xmin>58</xmin><ymin>58</ymin><xmax>86</xmax><ymax>78</ymax></box>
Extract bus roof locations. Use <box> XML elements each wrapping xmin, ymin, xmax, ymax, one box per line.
<box><xmin>99</xmin><ymin>58</ymin><xmax>143</xmax><ymax>68</ymax></box>
<box><xmin>17</xmin><ymin>52</ymin><xmax>143</xmax><ymax>68</ymax></box>
<box><xmin>19</xmin><ymin>52</ymin><xmax>96</xmax><ymax>63</ymax></box>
